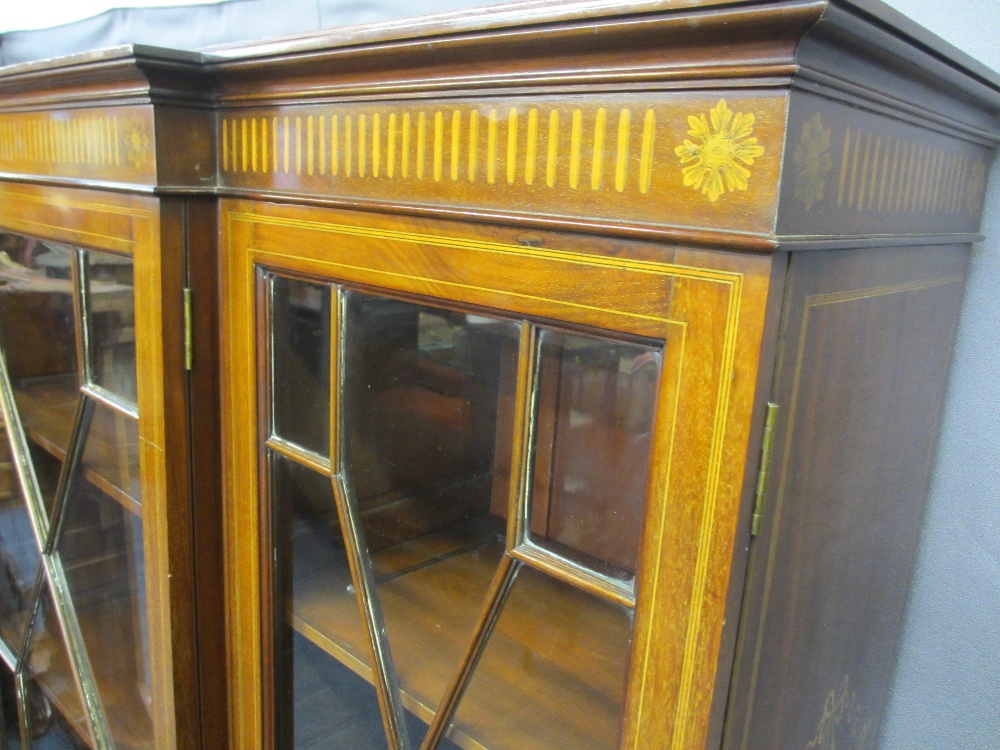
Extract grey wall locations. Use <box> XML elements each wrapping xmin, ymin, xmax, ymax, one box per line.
<box><xmin>877</xmin><ymin>2</ymin><xmax>1000</xmax><ymax>748</ymax></box>
<box><xmin>2</xmin><ymin>1</ymin><xmax>997</xmax><ymax>748</ymax></box>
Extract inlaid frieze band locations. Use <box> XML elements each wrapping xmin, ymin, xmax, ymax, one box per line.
<box><xmin>219</xmin><ymin>95</ymin><xmax>786</xmax><ymax>236</ymax></box>
<box><xmin>0</xmin><ymin>107</ymin><xmax>156</xmax><ymax>185</ymax></box>
<box><xmin>223</xmin><ymin>106</ymin><xmax>662</xmax><ymax>193</ymax></box>
<box><xmin>834</xmin><ymin>125</ymin><xmax>985</xmax><ymax>217</ymax></box>
<box><xmin>779</xmin><ymin>95</ymin><xmax>992</xmax><ymax>238</ymax></box>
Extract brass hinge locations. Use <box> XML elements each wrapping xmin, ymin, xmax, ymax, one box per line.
<box><xmin>183</xmin><ymin>287</ymin><xmax>194</xmax><ymax>371</ymax></box>
<box><xmin>751</xmin><ymin>402</ymin><xmax>779</xmax><ymax>537</ymax></box>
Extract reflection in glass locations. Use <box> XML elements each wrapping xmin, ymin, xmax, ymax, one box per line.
<box><xmin>272</xmin><ymin>453</ymin><xmax>388</xmax><ymax>749</ymax></box>
<box><xmin>82</xmin><ymin>405</ymin><xmax>141</xmax><ymax>509</ymax></box>
<box><xmin>527</xmin><ymin>330</ymin><xmax>661</xmax><ymax>587</ymax></box>
<box><xmin>0</xmin><ymin>231</ymin><xmax>150</xmax><ymax>749</ymax></box>
<box><xmin>85</xmin><ymin>250</ymin><xmax>137</xmax><ymax>405</ymax></box>
<box><xmin>58</xmin><ymin>473</ymin><xmax>150</xmax><ymax>748</ymax></box>
<box><xmin>24</xmin><ymin>581</ymin><xmax>92</xmax><ymax>748</ymax></box>
<box><xmin>0</xmin><ymin>235</ymin><xmax>80</xmax><ymax>455</ymax></box>
<box><xmin>29</xmin><ymin>444</ymin><xmax>63</xmax><ymax>521</ymax></box>
<box><xmin>23</xmin><ymin>704</ymin><xmax>91</xmax><ymax>749</ymax></box>
<box><xmin>290</xmin><ymin>632</ymin><xmax>387</xmax><ymax>750</ymax></box>
<box><xmin>451</xmin><ymin>565</ymin><xmax>633</xmax><ymax>750</ymax></box>
<box><xmin>0</xmin><ymin>451</ymin><xmax>42</xmax><ymax>659</ymax></box>
<box><xmin>341</xmin><ymin>292</ymin><xmax>520</xmax><ymax>735</ymax></box>
<box><xmin>267</xmin><ymin>283</ymin><xmax>658</xmax><ymax>749</ymax></box>
<box><xmin>271</xmin><ymin>276</ymin><xmax>332</xmax><ymax>458</ymax></box>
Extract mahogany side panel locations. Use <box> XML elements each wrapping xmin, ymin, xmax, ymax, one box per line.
<box><xmin>722</xmin><ymin>243</ymin><xmax>971</xmax><ymax>750</ymax></box>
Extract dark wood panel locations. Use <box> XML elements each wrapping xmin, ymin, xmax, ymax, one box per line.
<box><xmin>723</xmin><ymin>243</ymin><xmax>970</xmax><ymax>750</ymax></box>
<box><xmin>183</xmin><ymin>196</ymin><xmax>228</xmax><ymax>750</ymax></box>
<box><xmin>133</xmin><ymin>196</ymin><xmax>208</xmax><ymax>750</ymax></box>
<box><xmin>154</xmin><ymin>108</ymin><xmax>217</xmax><ymax>190</ymax></box>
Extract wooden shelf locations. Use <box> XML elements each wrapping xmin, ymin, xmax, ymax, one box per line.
<box><xmin>0</xmin><ymin>454</ymin><xmax>149</xmax><ymax>749</ymax></box>
<box><xmin>12</xmin><ymin>374</ymin><xmax>140</xmax><ymax>516</ymax></box>
<box><xmin>30</xmin><ymin>593</ymin><xmax>152</xmax><ymax>750</ymax></box>
<box><xmin>290</xmin><ymin>513</ymin><xmax>631</xmax><ymax>750</ymax></box>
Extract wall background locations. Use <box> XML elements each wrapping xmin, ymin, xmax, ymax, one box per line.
<box><xmin>2</xmin><ymin>1</ymin><xmax>998</xmax><ymax>748</ymax></box>
<box><xmin>875</xmin><ymin>2</ymin><xmax>1000</xmax><ymax>749</ymax></box>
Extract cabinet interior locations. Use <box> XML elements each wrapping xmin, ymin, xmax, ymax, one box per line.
<box><xmin>0</xmin><ymin>232</ymin><xmax>151</xmax><ymax>749</ymax></box>
<box><xmin>266</xmin><ymin>273</ymin><xmax>659</xmax><ymax>750</ymax></box>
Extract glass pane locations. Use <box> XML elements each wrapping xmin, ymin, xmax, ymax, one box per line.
<box><xmin>82</xmin><ymin>406</ymin><xmax>140</xmax><ymax>509</ymax></box>
<box><xmin>29</xmin><ymin>445</ymin><xmax>63</xmax><ymax>521</ymax></box>
<box><xmin>24</xmin><ymin>581</ymin><xmax>92</xmax><ymax>748</ymax></box>
<box><xmin>290</xmin><ymin>631</ymin><xmax>387</xmax><ymax>750</ymax></box>
<box><xmin>23</xmin><ymin>705</ymin><xmax>91</xmax><ymax>749</ymax></box>
<box><xmin>85</xmin><ymin>250</ymin><xmax>136</xmax><ymax>405</ymax></box>
<box><xmin>0</xmin><ymin>235</ymin><xmax>80</xmax><ymax>456</ymax></box>
<box><xmin>270</xmin><ymin>276</ymin><xmax>331</xmax><ymax>458</ymax></box>
<box><xmin>0</xmin><ymin>426</ymin><xmax>41</xmax><ymax>658</ymax></box>
<box><xmin>526</xmin><ymin>330</ymin><xmax>661</xmax><ymax>587</ymax></box>
<box><xmin>272</xmin><ymin>453</ymin><xmax>388</xmax><ymax>749</ymax></box>
<box><xmin>451</xmin><ymin>565</ymin><xmax>633</xmax><ymax>750</ymax></box>
<box><xmin>58</xmin><ymin>458</ymin><xmax>150</xmax><ymax>747</ymax></box>
<box><xmin>341</xmin><ymin>292</ymin><xmax>520</xmax><ymax>737</ymax></box>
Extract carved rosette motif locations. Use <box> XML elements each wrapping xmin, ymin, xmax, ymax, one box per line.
<box><xmin>793</xmin><ymin>113</ymin><xmax>833</xmax><ymax>211</ymax></box>
<box><xmin>123</xmin><ymin>120</ymin><xmax>151</xmax><ymax>171</ymax></box>
<box><xmin>674</xmin><ymin>99</ymin><xmax>765</xmax><ymax>203</ymax></box>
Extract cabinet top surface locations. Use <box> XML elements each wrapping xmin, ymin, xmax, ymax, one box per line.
<box><xmin>1</xmin><ymin>0</ymin><xmax>998</xmax><ymax>249</ymax></box>
<box><xmin>203</xmin><ymin>0</ymin><xmax>1000</xmax><ymax>87</ymax></box>
<box><xmin>0</xmin><ymin>0</ymin><xmax>996</xmax><ymax>90</ymax></box>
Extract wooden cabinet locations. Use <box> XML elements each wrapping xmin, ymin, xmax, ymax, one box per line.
<box><xmin>0</xmin><ymin>1</ymin><xmax>998</xmax><ymax>749</ymax></box>
<box><xmin>0</xmin><ymin>52</ymin><xmax>225</xmax><ymax>750</ymax></box>
<box><xmin>211</xmin><ymin>2</ymin><xmax>1000</xmax><ymax>749</ymax></box>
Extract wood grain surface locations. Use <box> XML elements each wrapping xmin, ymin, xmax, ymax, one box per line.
<box><xmin>220</xmin><ymin>198</ymin><xmax>777</xmax><ymax>750</ymax></box>
<box><xmin>723</xmin><ymin>244</ymin><xmax>970</xmax><ymax>750</ymax></box>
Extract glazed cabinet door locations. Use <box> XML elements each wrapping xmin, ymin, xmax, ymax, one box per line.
<box><xmin>0</xmin><ymin>183</ymin><xmax>208</xmax><ymax>750</ymax></box>
<box><xmin>222</xmin><ymin>200</ymin><xmax>774</xmax><ymax>750</ymax></box>
<box><xmin>0</xmin><ymin>232</ymin><xmax>149</xmax><ymax>749</ymax></box>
